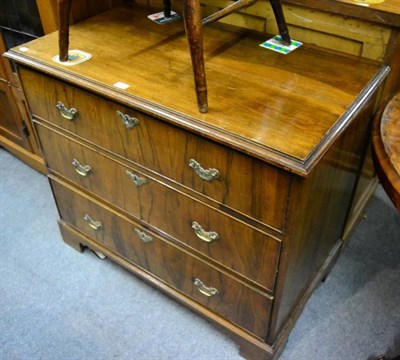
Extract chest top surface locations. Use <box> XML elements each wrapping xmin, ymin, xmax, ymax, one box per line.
<box><xmin>6</xmin><ymin>5</ymin><xmax>386</xmax><ymax>175</ymax></box>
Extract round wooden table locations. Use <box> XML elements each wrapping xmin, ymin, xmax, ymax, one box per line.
<box><xmin>372</xmin><ymin>92</ymin><xmax>400</xmax><ymax>212</ymax></box>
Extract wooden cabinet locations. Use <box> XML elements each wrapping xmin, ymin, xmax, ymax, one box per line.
<box><xmin>0</xmin><ymin>34</ymin><xmax>46</xmax><ymax>173</ymax></box>
<box><xmin>5</xmin><ymin>4</ymin><xmax>389</xmax><ymax>359</ymax></box>
<box><xmin>1</xmin><ymin>0</ymin><xmax>46</xmax><ymax>172</ymax></box>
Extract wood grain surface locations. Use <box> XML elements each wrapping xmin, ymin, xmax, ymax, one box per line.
<box><xmin>7</xmin><ymin>5</ymin><xmax>383</xmax><ymax>175</ymax></box>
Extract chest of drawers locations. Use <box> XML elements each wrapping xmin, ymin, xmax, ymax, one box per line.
<box><xmin>5</xmin><ymin>5</ymin><xmax>389</xmax><ymax>359</ymax></box>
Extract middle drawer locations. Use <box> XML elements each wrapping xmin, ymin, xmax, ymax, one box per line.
<box><xmin>37</xmin><ymin>123</ymin><xmax>281</xmax><ymax>293</ymax></box>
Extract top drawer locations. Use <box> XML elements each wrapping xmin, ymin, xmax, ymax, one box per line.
<box><xmin>20</xmin><ymin>67</ymin><xmax>289</xmax><ymax>231</ymax></box>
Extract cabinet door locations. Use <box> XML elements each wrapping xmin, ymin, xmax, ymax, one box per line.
<box><xmin>0</xmin><ymin>80</ymin><xmax>32</xmax><ymax>150</ymax></box>
<box><xmin>0</xmin><ymin>35</ymin><xmax>44</xmax><ymax>171</ymax></box>
<box><xmin>0</xmin><ymin>33</ymin><xmax>29</xmax><ymax>149</ymax></box>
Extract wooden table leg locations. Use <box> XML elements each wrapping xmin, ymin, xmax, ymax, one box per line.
<box><xmin>58</xmin><ymin>0</ymin><xmax>72</xmax><ymax>62</ymax></box>
<box><xmin>163</xmin><ymin>0</ymin><xmax>172</xmax><ymax>18</ymax></box>
<box><xmin>182</xmin><ymin>0</ymin><xmax>208</xmax><ymax>113</ymax></box>
<box><xmin>269</xmin><ymin>0</ymin><xmax>291</xmax><ymax>45</ymax></box>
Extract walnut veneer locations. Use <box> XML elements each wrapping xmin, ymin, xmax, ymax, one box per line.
<box><xmin>5</xmin><ymin>5</ymin><xmax>389</xmax><ymax>359</ymax></box>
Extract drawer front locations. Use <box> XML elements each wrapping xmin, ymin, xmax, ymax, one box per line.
<box><xmin>50</xmin><ymin>177</ymin><xmax>272</xmax><ymax>339</ymax></box>
<box><xmin>21</xmin><ymin>68</ymin><xmax>288</xmax><ymax>231</ymax></box>
<box><xmin>37</xmin><ymin>123</ymin><xmax>281</xmax><ymax>292</ymax></box>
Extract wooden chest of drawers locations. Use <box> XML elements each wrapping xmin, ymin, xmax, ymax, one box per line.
<box><xmin>5</xmin><ymin>5</ymin><xmax>389</xmax><ymax>359</ymax></box>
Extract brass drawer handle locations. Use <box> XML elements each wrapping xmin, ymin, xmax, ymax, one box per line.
<box><xmin>126</xmin><ymin>170</ymin><xmax>147</xmax><ymax>186</ymax></box>
<box><xmin>56</xmin><ymin>101</ymin><xmax>79</xmax><ymax>121</ymax></box>
<box><xmin>72</xmin><ymin>159</ymin><xmax>92</xmax><ymax>177</ymax></box>
<box><xmin>188</xmin><ymin>159</ymin><xmax>220</xmax><ymax>182</ymax></box>
<box><xmin>134</xmin><ymin>228</ymin><xmax>153</xmax><ymax>243</ymax></box>
<box><xmin>83</xmin><ymin>214</ymin><xmax>103</xmax><ymax>230</ymax></box>
<box><xmin>117</xmin><ymin>110</ymin><xmax>139</xmax><ymax>129</ymax></box>
<box><xmin>191</xmin><ymin>221</ymin><xmax>219</xmax><ymax>243</ymax></box>
<box><xmin>193</xmin><ymin>278</ymin><xmax>219</xmax><ymax>297</ymax></box>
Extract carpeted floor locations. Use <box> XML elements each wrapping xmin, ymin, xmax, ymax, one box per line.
<box><xmin>1</xmin><ymin>147</ymin><xmax>399</xmax><ymax>360</ymax></box>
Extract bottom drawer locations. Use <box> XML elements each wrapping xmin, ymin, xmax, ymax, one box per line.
<box><xmin>50</xmin><ymin>176</ymin><xmax>272</xmax><ymax>339</ymax></box>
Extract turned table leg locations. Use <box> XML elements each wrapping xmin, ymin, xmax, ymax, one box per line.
<box><xmin>269</xmin><ymin>0</ymin><xmax>291</xmax><ymax>45</ymax></box>
<box><xmin>163</xmin><ymin>0</ymin><xmax>172</xmax><ymax>18</ymax></box>
<box><xmin>58</xmin><ymin>0</ymin><xmax>72</xmax><ymax>62</ymax></box>
<box><xmin>182</xmin><ymin>0</ymin><xmax>208</xmax><ymax>113</ymax></box>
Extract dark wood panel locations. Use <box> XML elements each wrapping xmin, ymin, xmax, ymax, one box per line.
<box><xmin>0</xmin><ymin>81</ymin><xmax>27</xmax><ymax>147</ymax></box>
<box><xmin>268</xmin><ymin>94</ymin><xmax>377</xmax><ymax>342</ymax></box>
